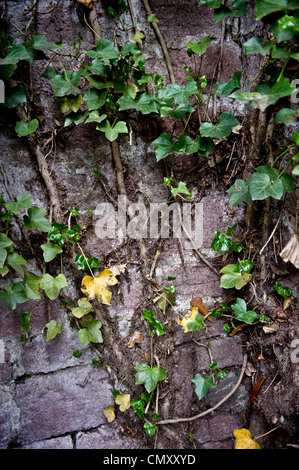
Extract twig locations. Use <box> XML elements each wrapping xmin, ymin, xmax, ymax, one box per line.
<box><xmin>141</xmin><ymin>0</ymin><xmax>175</xmax><ymax>84</ymax></box>
<box><xmin>157</xmin><ymin>353</ymin><xmax>247</xmax><ymax>425</ymax></box>
<box><xmin>259</xmin><ymin>207</ymin><xmax>284</xmax><ymax>255</ymax></box>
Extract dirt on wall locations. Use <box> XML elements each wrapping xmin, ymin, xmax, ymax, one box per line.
<box><xmin>0</xmin><ymin>0</ymin><xmax>298</xmax><ymax>451</ymax></box>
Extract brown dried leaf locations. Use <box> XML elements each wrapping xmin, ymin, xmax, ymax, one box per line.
<box><xmin>190</xmin><ymin>296</ymin><xmax>212</xmax><ymax>322</ymax></box>
<box><xmin>109</xmin><ymin>264</ymin><xmax>127</xmax><ymax>277</ymax></box>
<box><xmin>262</xmin><ymin>322</ymin><xmax>279</xmax><ymax>334</ymax></box>
<box><xmin>280</xmin><ymin>234</ymin><xmax>299</xmax><ymax>269</ymax></box>
<box><xmin>250</xmin><ymin>377</ymin><xmax>266</xmax><ymax>404</ymax></box>
<box><xmin>127</xmin><ymin>330</ymin><xmax>144</xmax><ymax>348</ymax></box>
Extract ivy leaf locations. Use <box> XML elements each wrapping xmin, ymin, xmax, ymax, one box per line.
<box><xmin>87</xmin><ymin>38</ymin><xmax>119</xmax><ymax>65</ymax></box>
<box><xmin>83</xmin><ymin>89</ymin><xmax>108</xmax><ymax>110</ymax></box>
<box><xmin>115</xmin><ymin>394</ymin><xmax>131</xmax><ymax>411</ymax></box>
<box><xmin>81</xmin><ymin>269</ymin><xmax>118</xmax><ymax>305</ymax></box>
<box><xmin>234</xmin><ymin>429</ymin><xmax>261</xmax><ymax>449</ymax></box>
<box><xmin>147</xmin><ymin>13</ymin><xmax>159</xmax><ymax>22</ymax></box>
<box><xmin>142</xmin><ymin>309</ymin><xmax>165</xmax><ymax>336</ymax></box>
<box><xmin>152</xmin><ymin>133</ymin><xmax>200</xmax><ymax>161</ymax></box>
<box><xmin>24</xmin><ymin>272</ymin><xmax>41</xmax><ymax>300</ymax></box>
<box><xmin>226</xmin><ymin>179</ymin><xmax>253</xmax><ymax>206</ymax></box>
<box><xmin>23</xmin><ymin>207</ymin><xmax>52</xmax><ymax>232</ymax></box>
<box><xmin>178</xmin><ymin>307</ymin><xmax>205</xmax><ymax>333</ymax></box>
<box><xmin>171</xmin><ymin>181</ymin><xmax>190</xmax><ymax>196</ymax></box>
<box><xmin>41</xmin><ymin>242</ymin><xmax>63</xmax><ymax>262</ymax></box>
<box><xmin>274</xmin><ymin>108</ymin><xmax>298</xmax><ymax>124</ymax></box>
<box><xmin>96</xmin><ymin>119</ymin><xmax>128</xmax><ymax>141</ymax></box>
<box><xmin>144</xmin><ymin>422</ymin><xmax>157</xmax><ymax>437</ymax></box>
<box><xmin>117</xmin><ymin>94</ymin><xmax>159</xmax><ymax>114</ymax></box>
<box><xmin>40</xmin><ymin>273</ymin><xmax>68</xmax><ymax>300</ymax></box>
<box><xmin>75</xmin><ymin>254</ymin><xmax>100</xmax><ymax>270</ymax></box>
<box><xmin>157</xmin><ymin>81</ymin><xmax>198</xmax><ymax>105</ymax></box>
<box><xmin>72</xmin><ymin>297</ymin><xmax>94</xmax><ymax>319</ymax></box>
<box><xmin>0</xmin><ymin>233</ymin><xmax>13</xmax><ymax>250</ymax></box>
<box><xmin>255</xmin><ymin>0</ymin><xmax>289</xmax><ymax>21</ymax></box>
<box><xmin>86</xmin><ymin>58</ymin><xmax>108</xmax><ymax>76</ymax></box>
<box><xmin>85</xmin><ymin>110</ymin><xmax>107</xmax><ymax>124</ymax></box>
<box><xmin>46</xmin><ymin>319</ymin><xmax>62</xmax><ymax>342</ymax></box>
<box><xmin>60</xmin><ymin>94</ymin><xmax>83</xmax><ymax>113</ymax></box>
<box><xmin>64</xmin><ymin>111</ymin><xmax>88</xmax><ymax>127</ymax></box>
<box><xmin>211</xmin><ymin>230</ymin><xmax>233</xmax><ymax>253</ymax></box>
<box><xmin>187</xmin><ymin>38</ymin><xmax>212</xmax><ymax>56</ymax></box>
<box><xmin>4</xmin><ymin>86</ymin><xmax>26</xmax><ymax>108</ymax></box>
<box><xmin>135</xmin><ymin>363</ymin><xmax>166</xmax><ymax>393</ymax></box>
<box><xmin>273</xmin><ymin>282</ymin><xmax>293</xmax><ymax>299</ymax></box>
<box><xmin>214</xmin><ymin>0</ymin><xmax>247</xmax><ymax>22</ymax></box>
<box><xmin>5</xmin><ymin>194</ymin><xmax>32</xmax><ymax>213</ymax></box>
<box><xmin>186</xmin><ymin>311</ymin><xmax>206</xmax><ymax>332</ymax></box>
<box><xmin>231</xmin><ymin>298</ymin><xmax>258</xmax><ymax>324</ymax></box>
<box><xmin>103</xmin><ymin>405</ymin><xmax>115</xmax><ymax>423</ymax></box>
<box><xmin>15</xmin><ymin>119</ymin><xmax>39</xmax><ymax>137</ymax></box>
<box><xmin>214</xmin><ymin>71</ymin><xmax>242</xmax><ymax>97</ymax></box>
<box><xmin>247</xmin><ymin>172</ymin><xmax>284</xmax><ymax>200</ymax></box>
<box><xmin>243</xmin><ymin>37</ymin><xmax>273</xmax><ymax>56</ymax></box>
<box><xmin>0</xmin><ymin>282</ymin><xmax>28</xmax><ymax>309</ymax></box>
<box><xmin>272</xmin><ymin>14</ymin><xmax>299</xmax><ymax>42</ymax></box>
<box><xmin>234</xmin><ymin>77</ymin><xmax>296</xmax><ymax>112</ymax></box>
<box><xmin>6</xmin><ymin>252</ymin><xmax>27</xmax><ymax>276</ymax></box>
<box><xmin>130</xmin><ymin>31</ymin><xmax>145</xmax><ymax>44</ymax></box>
<box><xmin>191</xmin><ymin>373</ymin><xmax>216</xmax><ymax>400</ymax></box>
<box><xmin>25</xmin><ymin>35</ymin><xmax>62</xmax><ymax>52</ymax></box>
<box><xmin>197</xmin><ymin>1</ymin><xmax>223</xmax><ymax>9</ymax></box>
<box><xmin>0</xmin><ymin>44</ymin><xmax>30</xmax><ymax>65</ymax></box>
<box><xmin>220</xmin><ymin>260</ymin><xmax>253</xmax><ymax>289</ymax></box>
<box><xmin>78</xmin><ymin>319</ymin><xmax>103</xmax><ymax>345</ymax></box>
<box><xmin>49</xmin><ymin>70</ymin><xmax>82</xmax><ymax>97</ymax></box>
<box><xmin>160</xmin><ymin>103</ymin><xmax>194</xmax><ymax>120</ymax></box>
<box><xmin>200</xmin><ymin>112</ymin><xmax>240</xmax><ymax>139</ymax></box>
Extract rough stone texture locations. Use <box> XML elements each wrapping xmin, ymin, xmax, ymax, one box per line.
<box><xmin>14</xmin><ymin>366</ymin><xmax>113</xmax><ymax>445</ymax></box>
<box><xmin>0</xmin><ymin>0</ymin><xmax>297</xmax><ymax>450</ymax></box>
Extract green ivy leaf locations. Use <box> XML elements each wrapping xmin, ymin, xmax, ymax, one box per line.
<box><xmin>187</xmin><ymin>38</ymin><xmax>212</xmax><ymax>57</ymax></box>
<box><xmin>4</xmin><ymin>86</ymin><xmax>26</xmax><ymax>108</ymax></box>
<box><xmin>143</xmin><ymin>422</ymin><xmax>157</xmax><ymax>437</ymax></box>
<box><xmin>135</xmin><ymin>363</ymin><xmax>166</xmax><ymax>393</ymax></box>
<box><xmin>46</xmin><ymin>319</ymin><xmax>62</xmax><ymax>341</ymax></box>
<box><xmin>117</xmin><ymin>94</ymin><xmax>159</xmax><ymax>114</ymax></box>
<box><xmin>60</xmin><ymin>94</ymin><xmax>83</xmax><ymax>113</ymax></box>
<box><xmin>272</xmin><ymin>14</ymin><xmax>299</xmax><ymax>42</ymax></box>
<box><xmin>72</xmin><ymin>297</ymin><xmax>94</xmax><ymax>319</ymax></box>
<box><xmin>15</xmin><ymin>119</ymin><xmax>39</xmax><ymax>137</ymax></box>
<box><xmin>6</xmin><ymin>252</ymin><xmax>26</xmax><ymax>276</ymax></box>
<box><xmin>75</xmin><ymin>254</ymin><xmax>100</xmax><ymax>271</ymax></box>
<box><xmin>234</xmin><ymin>77</ymin><xmax>296</xmax><ymax>112</ymax></box>
<box><xmin>226</xmin><ymin>179</ymin><xmax>253</xmax><ymax>206</ymax></box>
<box><xmin>41</xmin><ymin>242</ymin><xmax>63</xmax><ymax>262</ymax></box>
<box><xmin>142</xmin><ymin>309</ymin><xmax>165</xmax><ymax>336</ymax></box>
<box><xmin>83</xmin><ymin>89</ymin><xmax>108</xmax><ymax>111</ymax></box>
<box><xmin>152</xmin><ymin>133</ymin><xmax>201</xmax><ymax>161</ymax></box>
<box><xmin>147</xmin><ymin>13</ymin><xmax>159</xmax><ymax>23</ymax></box>
<box><xmin>273</xmin><ymin>282</ymin><xmax>293</xmax><ymax>299</ymax></box>
<box><xmin>87</xmin><ymin>38</ymin><xmax>119</xmax><ymax>65</ymax></box>
<box><xmin>40</xmin><ymin>273</ymin><xmax>68</xmax><ymax>300</ymax></box>
<box><xmin>96</xmin><ymin>119</ymin><xmax>128</xmax><ymax>141</ymax></box>
<box><xmin>157</xmin><ymin>81</ymin><xmax>198</xmax><ymax>105</ymax></box>
<box><xmin>85</xmin><ymin>58</ymin><xmax>108</xmax><ymax>76</ymax></box>
<box><xmin>214</xmin><ymin>0</ymin><xmax>247</xmax><ymax>22</ymax></box>
<box><xmin>0</xmin><ymin>282</ymin><xmax>28</xmax><ymax>309</ymax></box>
<box><xmin>24</xmin><ymin>272</ymin><xmax>41</xmax><ymax>300</ymax></box>
<box><xmin>231</xmin><ymin>298</ymin><xmax>258</xmax><ymax>324</ymax></box>
<box><xmin>78</xmin><ymin>319</ymin><xmax>103</xmax><ymax>345</ymax></box>
<box><xmin>220</xmin><ymin>260</ymin><xmax>253</xmax><ymax>290</ymax></box>
<box><xmin>198</xmin><ymin>1</ymin><xmax>222</xmax><ymax>9</ymax></box>
<box><xmin>255</xmin><ymin>0</ymin><xmax>289</xmax><ymax>21</ymax></box>
<box><xmin>0</xmin><ymin>44</ymin><xmax>30</xmax><ymax>65</ymax></box>
<box><xmin>191</xmin><ymin>373</ymin><xmax>216</xmax><ymax>400</ymax></box>
<box><xmin>160</xmin><ymin>103</ymin><xmax>194</xmax><ymax>120</ymax></box>
<box><xmin>211</xmin><ymin>230</ymin><xmax>233</xmax><ymax>253</ymax></box>
<box><xmin>49</xmin><ymin>70</ymin><xmax>82</xmax><ymax>96</ymax></box>
<box><xmin>5</xmin><ymin>194</ymin><xmax>32</xmax><ymax>213</ymax></box>
<box><xmin>23</xmin><ymin>207</ymin><xmax>52</xmax><ymax>232</ymax></box>
<box><xmin>200</xmin><ymin>112</ymin><xmax>240</xmax><ymax>139</ymax></box>
<box><xmin>25</xmin><ymin>35</ymin><xmax>62</xmax><ymax>54</ymax></box>
<box><xmin>274</xmin><ymin>108</ymin><xmax>298</xmax><ymax>124</ymax></box>
<box><xmin>247</xmin><ymin>172</ymin><xmax>284</xmax><ymax>200</ymax></box>
<box><xmin>171</xmin><ymin>181</ymin><xmax>191</xmax><ymax>196</ymax></box>
<box><xmin>214</xmin><ymin>71</ymin><xmax>242</xmax><ymax>97</ymax></box>
<box><xmin>243</xmin><ymin>37</ymin><xmax>273</xmax><ymax>56</ymax></box>
<box><xmin>186</xmin><ymin>313</ymin><xmax>205</xmax><ymax>331</ymax></box>
<box><xmin>20</xmin><ymin>312</ymin><xmax>31</xmax><ymax>331</ymax></box>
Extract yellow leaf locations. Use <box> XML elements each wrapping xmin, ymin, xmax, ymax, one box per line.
<box><xmin>81</xmin><ymin>269</ymin><xmax>118</xmax><ymax>305</ymax></box>
<box><xmin>178</xmin><ymin>307</ymin><xmax>199</xmax><ymax>333</ymax></box>
<box><xmin>115</xmin><ymin>394</ymin><xmax>131</xmax><ymax>411</ymax></box>
<box><xmin>104</xmin><ymin>405</ymin><xmax>115</xmax><ymax>423</ymax></box>
<box><xmin>71</xmin><ymin>297</ymin><xmax>94</xmax><ymax>318</ymax></box>
<box><xmin>233</xmin><ymin>428</ymin><xmax>261</xmax><ymax>449</ymax></box>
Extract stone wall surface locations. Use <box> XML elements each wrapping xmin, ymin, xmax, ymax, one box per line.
<box><xmin>0</xmin><ymin>0</ymin><xmax>298</xmax><ymax>451</ymax></box>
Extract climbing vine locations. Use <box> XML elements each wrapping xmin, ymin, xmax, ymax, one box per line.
<box><xmin>0</xmin><ymin>0</ymin><xmax>298</xmax><ymax>444</ymax></box>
